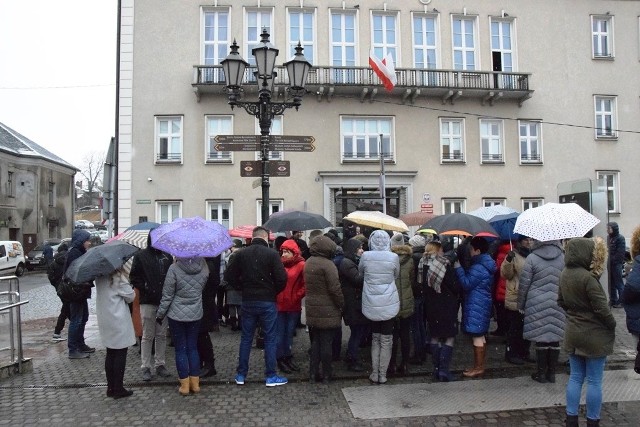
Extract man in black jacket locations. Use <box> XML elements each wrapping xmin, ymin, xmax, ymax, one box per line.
<box><xmin>63</xmin><ymin>229</ymin><xmax>94</xmax><ymax>359</ymax></box>
<box><xmin>225</xmin><ymin>226</ymin><xmax>288</xmax><ymax>386</ymax></box>
<box><xmin>129</xmin><ymin>233</ymin><xmax>173</xmax><ymax>381</ymax></box>
<box><xmin>607</xmin><ymin>222</ymin><xmax>626</xmax><ymax>307</ymax></box>
<box><xmin>49</xmin><ymin>243</ymin><xmax>69</xmax><ymax>342</ymax></box>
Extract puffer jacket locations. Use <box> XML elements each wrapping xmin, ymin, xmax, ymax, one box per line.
<box><xmin>157</xmin><ymin>257</ymin><xmax>209</xmax><ymax>322</ymax></box>
<box><xmin>622</xmin><ymin>226</ymin><xmax>640</xmax><ymax>335</ymax></box>
<box><xmin>518</xmin><ymin>240</ymin><xmax>565</xmax><ymax>342</ymax></box>
<box><xmin>559</xmin><ymin>237</ymin><xmax>615</xmax><ymax>357</ymax></box>
<box><xmin>501</xmin><ymin>249</ymin><xmax>527</xmax><ymax>311</ymax></box>
<box><xmin>339</xmin><ymin>238</ymin><xmax>367</xmax><ymax>326</ymax></box>
<box><xmin>455</xmin><ymin>252</ymin><xmax>496</xmax><ymax>335</ymax></box>
<box><xmin>494</xmin><ymin>242</ymin><xmax>511</xmax><ymax>303</ymax></box>
<box><xmin>277</xmin><ymin>239</ymin><xmax>306</xmax><ymax>312</ymax></box>
<box><xmin>390</xmin><ymin>244</ymin><xmax>415</xmax><ymax>319</ymax></box>
<box><xmin>607</xmin><ymin>222</ymin><xmax>626</xmax><ymax>265</ymax></box>
<box><xmin>304</xmin><ymin>236</ymin><xmax>344</xmax><ymax>329</ymax></box>
<box><xmin>359</xmin><ymin>230</ymin><xmax>400</xmax><ymax>322</ymax></box>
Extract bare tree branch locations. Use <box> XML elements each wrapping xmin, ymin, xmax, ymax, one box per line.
<box><xmin>80</xmin><ymin>151</ymin><xmax>106</xmax><ymax>201</ymax></box>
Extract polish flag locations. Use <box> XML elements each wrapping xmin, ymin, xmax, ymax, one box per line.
<box><xmin>369</xmin><ymin>50</ymin><xmax>397</xmax><ymax>91</ymax></box>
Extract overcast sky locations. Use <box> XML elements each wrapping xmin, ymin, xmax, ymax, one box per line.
<box><xmin>0</xmin><ymin>0</ymin><xmax>116</xmax><ymax>170</ymax></box>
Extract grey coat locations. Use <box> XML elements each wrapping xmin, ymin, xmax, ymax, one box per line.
<box><xmin>359</xmin><ymin>230</ymin><xmax>400</xmax><ymax>322</ymax></box>
<box><xmin>157</xmin><ymin>258</ymin><xmax>209</xmax><ymax>322</ymax></box>
<box><xmin>517</xmin><ymin>240</ymin><xmax>566</xmax><ymax>342</ymax></box>
<box><xmin>95</xmin><ymin>270</ymin><xmax>136</xmax><ymax>349</ymax></box>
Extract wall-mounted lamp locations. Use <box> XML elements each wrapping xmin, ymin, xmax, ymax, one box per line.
<box><xmin>147</xmin><ymin>177</ymin><xmax>153</xmax><ymax>182</ymax></box>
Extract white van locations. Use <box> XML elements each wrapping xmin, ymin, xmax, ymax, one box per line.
<box><xmin>0</xmin><ymin>241</ymin><xmax>27</xmax><ymax>277</ymax></box>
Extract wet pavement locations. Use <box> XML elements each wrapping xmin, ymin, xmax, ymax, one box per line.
<box><xmin>1</xmin><ymin>273</ymin><xmax>639</xmax><ymax>426</ymax></box>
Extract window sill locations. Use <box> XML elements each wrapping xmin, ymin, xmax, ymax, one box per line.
<box><xmin>341</xmin><ymin>158</ymin><xmax>396</xmax><ymax>164</ymax></box>
<box><xmin>441</xmin><ymin>160</ymin><xmax>466</xmax><ymax>165</ymax></box>
<box><xmin>595</xmin><ymin>136</ymin><xmax>618</xmax><ymax>141</ymax></box>
<box><xmin>520</xmin><ymin>161</ymin><xmax>543</xmax><ymax>166</ymax></box>
<box><xmin>480</xmin><ymin>161</ymin><xmax>505</xmax><ymax>165</ymax></box>
<box><xmin>592</xmin><ymin>55</ymin><xmax>614</xmax><ymax>61</ymax></box>
<box><xmin>206</xmin><ymin>159</ymin><xmax>233</xmax><ymax>164</ymax></box>
<box><xmin>155</xmin><ymin>160</ymin><xmax>183</xmax><ymax>165</ymax></box>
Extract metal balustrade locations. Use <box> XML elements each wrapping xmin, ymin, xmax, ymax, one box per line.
<box><xmin>0</xmin><ymin>276</ymin><xmax>29</xmax><ymax>374</ymax></box>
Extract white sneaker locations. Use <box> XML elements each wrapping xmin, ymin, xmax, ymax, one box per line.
<box><xmin>52</xmin><ymin>334</ymin><xmax>66</xmax><ymax>342</ymax></box>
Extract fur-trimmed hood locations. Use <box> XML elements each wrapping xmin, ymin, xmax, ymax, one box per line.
<box><xmin>391</xmin><ymin>244</ymin><xmax>413</xmax><ymax>263</ymax></box>
<box><xmin>631</xmin><ymin>225</ymin><xmax>640</xmax><ymax>259</ymax></box>
<box><xmin>564</xmin><ymin>237</ymin><xmax>607</xmax><ymax>277</ymax></box>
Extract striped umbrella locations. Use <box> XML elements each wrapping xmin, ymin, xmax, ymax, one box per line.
<box><xmin>108</xmin><ymin>229</ymin><xmax>150</xmax><ymax>248</ymax></box>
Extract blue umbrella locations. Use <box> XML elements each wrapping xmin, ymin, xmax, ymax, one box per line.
<box><xmin>126</xmin><ymin>221</ymin><xmax>160</xmax><ymax>231</ymax></box>
<box><xmin>489</xmin><ymin>212</ymin><xmax>521</xmax><ymax>241</ymax></box>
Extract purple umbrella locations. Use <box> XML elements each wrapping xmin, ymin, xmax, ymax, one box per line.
<box><xmin>150</xmin><ymin>217</ymin><xmax>233</xmax><ymax>258</ymax></box>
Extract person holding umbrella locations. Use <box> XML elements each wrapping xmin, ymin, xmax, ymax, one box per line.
<box><xmin>156</xmin><ymin>256</ymin><xmax>210</xmax><ymax>395</ymax></box>
<box><xmin>95</xmin><ymin>266</ymin><xmax>136</xmax><ymax>399</ymax></box>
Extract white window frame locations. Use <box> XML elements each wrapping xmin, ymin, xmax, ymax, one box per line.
<box><xmin>522</xmin><ymin>198</ymin><xmax>544</xmax><ymax>211</ymax></box>
<box><xmin>594</xmin><ymin>95</ymin><xmax>618</xmax><ymax>139</ymax></box>
<box><xmin>156</xmin><ymin>201</ymin><xmax>182</xmax><ymax>224</ymax></box>
<box><xmin>439</xmin><ymin>118</ymin><xmax>465</xmax><ymax>163</ymax></box>
<box><xmin>452</xmin><ymin>16</ymin><xmax>478</xmax><ymax>70</ymax></box>
<box><xmin>596</xmin><ymin>170</ymin><xmax>620</xmax><ymax>213</ymax></box>
<box><xmin>490</xmin><ymin>18</ymin><xmax>518</xmax><ymax>89</ymax></box>
<box><xmin>330</xmin><ymin>9</ymin><xmax>358</xmax><ymax>83</ymax></box>
<box><xmin>244</xmin><ymin>8</ymin><xmax>274</xmax><ymax>68</ymax></box>
<box><xmin>518</xmin><ymin>120</ymin><xmax>543</xmax><ymax>164</ymax></box>
<box><xmin>207</xmin><ymin>200</ymin><xmax>233</xmax><ymax>229</ymax></box>
<box><xmin>340</xmin><ymin>116</ymin><xmax>395</xmax><ymax>163</ymax></box>
<box><xmin>155</xmin><ymin>116</ymin><xmax>183</xmax><ymax>164</ymax></box>
<box><xmin>412</xmin><ymin>12</ymin><xmax>439</xmax><ymax>86</ymax></box>
<box><xmin>255</xmin><ymin>116</ymin><xmax>283</xmax><ymax>161</ymax></box>
<box><xmin>257</xmin><ymin>199</ymin><xmax>283</xmax><ymax>222</ymax></box>
<box><xmin>201</xmin><ymin>7</ymin><xmax>230</xmax><ymax>83</ymax></box>
<box><xmin>442</xmin><ymin>198</ymin><xmax>466</xmax><ymax>214</ymax></box>
<box><xmin>479</xmin><ymin>119</ymin><xmax>504</xmax><ymax>163</ymax></box>
<box><xmin>371</xmin><ymin>11</ymin><xmax>399</xmax><ymax>65</ymax></box>
<box><xmin>206</xmin><ymin>115</ymin><xmax>233</xmax><ymax>163</ymax></box>
<box><xmin>482</xmin><ymin>199</ymin><xmax>505</xmax><ymax>207</ymax></box>
<box><xmin>48</xmin><ymin>181</ymin><xmax>56</xmax><ymax>207</ymax></box>
<box><xmin>287</xmin><ymin>7</ymin><xmax>316</xmax><ymax>64</ymax></box>
<box><xmin>591</xmin><ymin>15</ymin><xmax>614</xmax><ymax>59</ymax></box>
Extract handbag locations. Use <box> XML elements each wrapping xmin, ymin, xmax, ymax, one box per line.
<box><xmin>56</xmin><ymin>278</ymin><xmax>90</xmax><ymax>302</ymax></box>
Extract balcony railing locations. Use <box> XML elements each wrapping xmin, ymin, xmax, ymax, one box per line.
<box><xmin>193</xmin><ymin>65</ymin><xmax>533</xmax><ymax>104</ymax></box>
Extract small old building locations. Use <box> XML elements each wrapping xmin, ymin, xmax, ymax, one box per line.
<box><xmin>0</xmin><ymin>122</ymin><xmax>77</xmax><ymax>253</ymax></box>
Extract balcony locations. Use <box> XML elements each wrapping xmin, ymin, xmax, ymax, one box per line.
<box><xmin>193</xmin><ymin>65</ymin><xmax>533</xmax><ymax>105</ymax></box>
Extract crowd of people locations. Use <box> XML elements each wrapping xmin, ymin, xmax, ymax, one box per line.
<box><xmin>47</xmin><ymin>221</ymin><xmax>640</xmax><ymax>427</ymax></box>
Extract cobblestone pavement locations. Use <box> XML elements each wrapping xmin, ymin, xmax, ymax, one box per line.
<box><xmin>1</xmin><ymin>274</ymin><xmax>639</xmax><ymax>426</ymax></box>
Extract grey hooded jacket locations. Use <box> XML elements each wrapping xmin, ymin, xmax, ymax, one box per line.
<box><xmin>517</xmin><ymin>240</ymin><xmax>566</xmax><ymax>342</ymax></box>
<box><xmin>359</xmin><ymin>230</ymin><xmax>400</xmax><ymax>322</ymax></box>
<box><xmin>157</xmin><ymin>257</ymin><xmax>209</xmax><ymax>322</ymax></box>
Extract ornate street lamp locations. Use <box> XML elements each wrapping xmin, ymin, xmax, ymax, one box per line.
<box><xmin>221</xmin><ymin>29</ymin><xmax>312</xmax><ymax>224</ymax></box>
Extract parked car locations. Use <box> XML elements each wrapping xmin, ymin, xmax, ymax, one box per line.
<box><xmin>26</xmin><ymin>238</ymin><xmax>62</xmax><ymax>271</ymax></box>
<box><xmin>96</xmin><ymin>230</ymin><xmax>109</xmax><ymax>243</ymax></box>
<box><xmin>88</xmin><ymin>231</ymin><xmax>104</xmax><ymax>247</ymax></box>
<box><xmin>74</xmin><ymin>220</ymin><xmax>95</xmax><ymax>229</ymax></box>
<box><xmin>0</xmin><ymin>241</ymin><xmax>27</xmax><ymax>277</ymax></box>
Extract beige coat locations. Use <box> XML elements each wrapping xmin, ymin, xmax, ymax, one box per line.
<box><xmin>500</xmin><ymin>252</ymin><xmax>526</xmax><ymax>312</ymax></box>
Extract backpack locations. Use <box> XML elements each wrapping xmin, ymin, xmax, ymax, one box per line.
<box><xmin>56</xmin><ymin>277</ymin><xmax>91</xmax><ymax>302</ymax></box>
<box><xmin>47</xmin><ymin>251</ymin><xmax>67</xmax><ymax>288</ymax></box>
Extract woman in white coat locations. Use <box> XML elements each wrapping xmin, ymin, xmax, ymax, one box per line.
<box><xmin>95</xmin><ymin>267</ymin><xmax>136</xmax><ymax>399</ymax></box>
<box><xmin>359</xmin><ymin>230</ymin><xmax>400</xmax><ymax>384</ymax></box>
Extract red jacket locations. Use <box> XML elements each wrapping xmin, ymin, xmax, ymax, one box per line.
<box><xmin>494</xmin><ymin>242</ymin><xmax>511</xmax><ymax>302</ymax></box>
<box><xmin>277</xmin><ymin>240</ymin><xmax>306</xmax><ymax>312</ymax></box>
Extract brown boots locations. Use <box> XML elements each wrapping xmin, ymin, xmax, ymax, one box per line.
<box><xmin>463</xmin><ymin>345</ymin><xmax>486</xmax><ymax>378</ymax></box>
<box><xmin>178</xmin><ymin>376</ymin><xmax>201</xmax><ymax>395</ymax></box>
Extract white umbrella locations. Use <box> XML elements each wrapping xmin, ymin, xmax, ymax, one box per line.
<box><xmin>343</xmin><ymin>211</ymin><xmax>409</xmax><ymax>233</ymax></box>
<box><xmin>513</xmin><ymin>203</ymin><xmax>600</xmax><ymax>241</ymax></box>
<box><xmin>468</xmin><ymin>205</ymin><xmax>518</xmax><ymax>221</ymax></box>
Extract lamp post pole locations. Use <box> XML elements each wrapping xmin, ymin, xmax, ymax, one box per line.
<box><xmin>221</xmin><ymin>30</ymin><xmax>311</xmax><ymax>225</ymax></box>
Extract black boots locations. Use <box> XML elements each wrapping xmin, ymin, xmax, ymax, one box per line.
<box><xmin>531</xmin><ymin>348</ymin><xmax>549</xmax><ymax>383</ymax></box>
<box><xmin>430</xmin><ymin>343</ymin><xmax>441</xmax><ymax>381</ymax></box>
<box><xmin>277</xmin><ymin>357</ymin><xmax>292</xmax><ymax>374</ymax></box>
<box><xmin>565</xmin><ymin>414</ymin><xmax>578</xmax><ymax>427</ymax></box>
<box><xmin>586</xmin><ymin>418</ymin><xmax>600</xmax><ymax>427</ymax></box>
<box><xmin>546</xmin><ymin>348</ymin><xmax>560</xmax><ymax>383</ymax></box>
<box><xmin>438</xmin><ymin>345</ymin><xmax>454</xmax><ymax>382</ymax></box>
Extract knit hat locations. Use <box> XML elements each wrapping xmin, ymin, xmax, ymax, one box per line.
<box><xmin>390</xmin><ymin>232</ymin><xmax>405</xmax><ymax>247</ymax></box>
<box><xmin>408</xmin><ymin>234</ymin><xmax>426</xmax><ymax>248</ymax></box>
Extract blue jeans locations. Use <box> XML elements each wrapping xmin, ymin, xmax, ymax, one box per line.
<box><xmin>609</xmin><ymin>263</ymin><xmax>624</xmax><ymax>304</ymax></box>
<box><xmin>346</xmin><ymin>324</ymin><xmax>366</xmax><ymax>361</ymax></box>
<box><xmin>566</xmin><ymin>354</ymin><xmax>607</xmax><ymax>420</ymax></box>
<box><xmin>237</xmin><ymin>301</ymin><xmax>278</xmax><ymax>378</ymax></box>
<box><xmin>168</xmin><ymin>318</ymin><xmax>201</xmax><ymax>379</ymax></box>
<box><xmin>68</xmin><ymin>299</ymin><xmax>88</xmax><ymax>353</ymax></box>
<box><xmin>276</xmin><ymin>311</ymin><xmax>300</xmax><ymax>359</ymax></box>
<box><xmin>410</xmin><ymin>296</ymin><xmax>426</xmax><ymax>357</ymax></box>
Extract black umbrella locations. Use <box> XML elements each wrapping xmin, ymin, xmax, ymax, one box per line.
<box><xmin>64</xmin><ymin>240</ymin><xmax>140</xmax><ymax>283</ymax></box>
<box><xmin>263</xmin><ymin>210</ymin><xmax>332</xmax><ymax>232</ymax></box>
<box><xmin>420</xmin><ymin>213</ymin><xmax>498</xmax><ymax>237</ymax></box>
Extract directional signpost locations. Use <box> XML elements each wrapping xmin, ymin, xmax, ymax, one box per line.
<box><xmin>240</xmin><ymin>160</ymin><xmax>290</xmax><ymax>177</ymax></box>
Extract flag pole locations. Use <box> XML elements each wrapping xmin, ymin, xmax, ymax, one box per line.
<box><xmin>379</xmin><ymin>133</ymin><xmax>386</xmax><ymax>215</ymax></box>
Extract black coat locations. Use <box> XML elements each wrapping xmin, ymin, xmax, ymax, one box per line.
<box><xmin>201</xmin><ymin>256</ymin><xmax>221</xmax><ymax>331</ymax></box>
<box><xmin>130</xmin><ymin>247</ymin><xmax>173</xmax><ymax>305</ymax></box>
<box><xmin>339</xmin><ymin>239</ymin><xmax>367</xmax><ymax>326</ymax></box>
<box><xmin>424</xmin><ymin>252</ymin><xmax>461</xmax><ymax>338</ymax></box>
<box><xmin>411</xmin><ymin>246</ymin><xmax>425</xmax><ymax>298</ymax></box>
<box><xmin>224</xmin><ymin>238</ymin><xmax>287</xmax><ymax>302</ymax></box>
